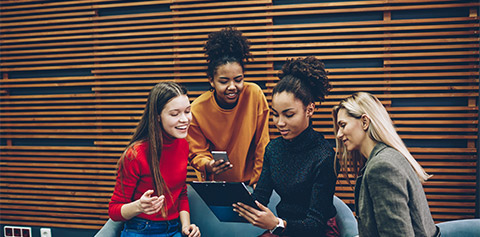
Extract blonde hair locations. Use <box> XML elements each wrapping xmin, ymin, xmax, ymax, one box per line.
<box><xmin>332</xmin><ymin>92</ymin><xmax>431</xmax><ymax>183</ymax></box>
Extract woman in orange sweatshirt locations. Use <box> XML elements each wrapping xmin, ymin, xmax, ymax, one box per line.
<box><xmin>187</xmin><ymin>27</ymin><xmax>270</xmax><ymax>186</ymax></box>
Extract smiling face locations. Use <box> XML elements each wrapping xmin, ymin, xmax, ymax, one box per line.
<box><xmin>209</xmin><ymin>62</ymin><xmax>244</xmax><ymax>109</ymax></box>
<box><xmin>160</xmin><ymin>94</ymin><xmax>192</xmax><ymax>139</ymax></box>
<box><xmin>336</xmin><ymin>108</ymin><xmax>368</xmax><ymax>152</ymax></box>
<box><xmin>271</xmin><ymin>91</ymin><xmax>314</xmax><ymax>140</ymax></box>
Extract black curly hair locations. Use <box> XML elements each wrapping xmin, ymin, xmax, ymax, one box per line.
<box><xmin>274</xmin><ymin>56</ymin><xmax>331</xmax><ymax>106</ymax></box>
<box><xmin>204</xmin><ymin>26</ymin><xmax>252</xmax><ymax>79</ymax></box>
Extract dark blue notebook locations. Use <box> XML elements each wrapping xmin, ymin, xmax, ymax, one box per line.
<box><xmin>190</xmin><ymin>181</ymin><xmax>259</xmax><ymax>222</ymax></box>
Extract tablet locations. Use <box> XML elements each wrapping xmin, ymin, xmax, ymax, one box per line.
<box><xmin>190</xmin><ymin>181</ymin><xmax>258</xmax><ymax>222</ymax></box>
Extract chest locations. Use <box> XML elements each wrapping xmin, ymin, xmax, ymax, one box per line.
<box><xmin>136</xmin><ymin>149</ymin><xmax>188</xmax><ymax>192</ymax></box>
<box><xmin>201</xmin><ymin>109</ymin><xmax>257</xmax><ymax>144</ymax></box>
<box><xmin>270</xmin><ymin>149</ymin><xmax>319</xmax><ymax>193</ymax></box>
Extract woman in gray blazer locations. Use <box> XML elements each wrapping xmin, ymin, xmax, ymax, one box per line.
<box><xmin>332</xmin><ymin>92</ymin><xmax>439</xmax><ymax>237</ymax></box>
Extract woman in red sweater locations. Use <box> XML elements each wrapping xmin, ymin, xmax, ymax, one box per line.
<box><xmin>108</xmin><ymin>82</ymin><xmax>200</xmax><ymax>237</ymax></box>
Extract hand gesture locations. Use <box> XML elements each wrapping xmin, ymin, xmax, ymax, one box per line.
<box><xmin>206</xmin><ymin>159</ymin><xmax>233</xmax><ymax>175</ymax></box>
<box><xmin>137</xmin><ymin>190</ymin><xmax>164</xmax><ymax>215</ymax></box>
<box><xmin>233</xmin><ymin>201</ymin><xmax>278</xmax><ymax>230</ymax></box>
<box><xmin>182</xmin><ymin>224</ymin><xmax>201</xmax><ymax>237</ymax></box>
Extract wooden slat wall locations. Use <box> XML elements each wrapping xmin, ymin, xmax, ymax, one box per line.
<box><xmin>1</xmin><ymin>0</ymin><xmax>478</xmax><ymax>230</ymax></box>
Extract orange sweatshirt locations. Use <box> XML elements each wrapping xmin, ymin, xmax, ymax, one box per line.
<box><xmin>187</xmin><ymin>82</ymin><xmax>270</xmax><ymax>185</ymax></box>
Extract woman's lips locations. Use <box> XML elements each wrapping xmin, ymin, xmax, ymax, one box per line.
<box><xmin>225</xmin><ymin>92</ymin><xmax>237</xmax><ymax>99</ymax></box>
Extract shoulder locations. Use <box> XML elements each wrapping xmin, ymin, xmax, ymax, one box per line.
<box><xmin>312</xmin><ymin>131</ymin><xmax>335</xmax><ymax>157</ymax></box>
<box><xmin>369</xmin><ymin>146</ymin><xmax>408</xmax><ymax>168</ymax></box>
<box><xmin>123</xmin><ymin>141</ymin><xmax>149</xmax><ymax>167</ymax></box>
<box><xmin>265</xmin><ymin>137</ymin><xmax>283</xmax><ymax>153</ymax></box>
<box><xmin>243</xmin><ymin>82</ymin><xmax>267</xmax><ymax>101</ymax></box>
<box><xmin>191</xmin><ymin>91</ymin><xmax>213</xmax><ymax>109</ymax></box>
<box><xmin>365</xmin><ymin>146</ymin><xmax>409</xmax><ymax>180</ymax></box>
<box><xmin>244</xmin><ymin>82</ymin><xmax>262</xmax><ymax>92</ymax></box>
<box><xmin>313</xmin><ymin>131</ymin><xmax>333</xmax><ymax>148</ymax></box>
<box><xmin>267</xmin><ymin>136</ymin><xmax>283</xmax><ymax>147</ymax></box>
<box><xmin>191</xmin><ymin>91</ymin><xmax>218</xmax><ymax>117</ymax></box>
<box><xmin>127</xmin><ymin>141</ymin><xmax>147</xmax><ymax>155</ymax></box>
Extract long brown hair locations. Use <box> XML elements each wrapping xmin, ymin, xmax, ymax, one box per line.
<box><xmin>118</xmin><ymin>82</ymin><xmax>188</xmax><ymax>217</ymax></box>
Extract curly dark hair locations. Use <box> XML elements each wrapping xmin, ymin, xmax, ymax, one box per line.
<box><xmin>204</xmin><ymin>26</ymin><xmax>252</xmax><ymax>79</ymax></box>
<box><xmin>274</xmin><ymin>56</ymin><xmax>331</xmax><ymax>105</ymax></box>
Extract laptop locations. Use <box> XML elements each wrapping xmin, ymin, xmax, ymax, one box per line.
<box><xmin>189</xmin><ymin>181</ymin><xmax>259</xmax><ymax>223</ymax></box>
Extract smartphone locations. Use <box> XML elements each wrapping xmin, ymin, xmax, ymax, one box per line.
<box><xmin>211</xmin><ymin>151</ymin><xmax>230</xmax><ymax>163</ymax></box>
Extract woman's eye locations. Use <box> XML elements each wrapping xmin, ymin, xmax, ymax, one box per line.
<box><xmin>272</xmin><ymin>113</ymin><xmax>278</xmax><ymax>117</ymax></box>
<box><xmin>285</xmin><ymin>114</ymin><xmax>294</xmax><ymax>118</ymax></box>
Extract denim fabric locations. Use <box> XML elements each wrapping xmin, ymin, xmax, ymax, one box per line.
<box><xmin>121</xmin><ymin>217</ymin><xmax>181</xmax><ymax>237</ymax></box>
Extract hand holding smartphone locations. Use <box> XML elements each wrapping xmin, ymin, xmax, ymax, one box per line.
<box><xmin>212</xmin><ymin>151</ymin><xmax>230</xmax><ymax>163</ymax></box>
<box><xmin>209</xmin><ymin>151</ymin><xmax>233</xmax><ymax>175</ymax></box>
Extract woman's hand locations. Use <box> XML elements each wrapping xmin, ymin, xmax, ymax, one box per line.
<box><xmin>182</xmin><ymin>224</ymin><xmax>201</xmax><ymax>237</ymax></box>
<box><xmin>233</xmin><ymin>201</ymin><xmax>278</xmax><ymax>230</ymax></box>
<box><xmin>120</xmin><ymin>189</ymin><xmax>165</xmax><ymax>220</ymax></box>
<box><xmin>206</xmin><ymin>159</ymin><xmax>233</xmax><ymax>175</ymax></box>
<box><xmin>137</xmin><ymin>190</ymin><xmax>165</xmax><ymax>215</ymax></box>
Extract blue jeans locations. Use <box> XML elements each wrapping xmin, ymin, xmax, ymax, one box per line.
<box><xmin>121</xmin><ymin>217</ymin><xmax>182</xmax><ymax>237</ymax></box>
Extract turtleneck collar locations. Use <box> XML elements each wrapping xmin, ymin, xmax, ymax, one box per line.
<box><xmin>162</xmin><ymin>131</ymin><xmax>176</xmax><ymax>146</ymax></box>
<box><xmin>280</xmin><ymin>125</ymin><xmax>318</xmax><ymax>152</ymax></box>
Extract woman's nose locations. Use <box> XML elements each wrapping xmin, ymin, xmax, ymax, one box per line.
<box><xmin>276</xmin><ymin>117</ymin><xmax>285</xmax><ymax>126</ymax></box>
<box><xmin>337</xmin><ymin>130</ymin><xmax>343</xmax><ymax>139</ymax></box>
<box><xmin>179</xmin><ymin>113</ymin><xmax>188</xmax><ymax>122</ymax></box>
<box><xmin>227</xmin><ymin>81</ymin><xmax>236</xmax><ymax>90</ymax></box>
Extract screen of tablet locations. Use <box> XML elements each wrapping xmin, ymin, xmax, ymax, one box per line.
<box><xmin>190</xmin><ymin>181</ymin><xmax>259</xmax><ymax>222</ymax></box>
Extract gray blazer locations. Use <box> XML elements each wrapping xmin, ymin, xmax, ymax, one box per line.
<box><xmin>354</xmin><ymin>143</ymin><xmax>438</xmax><ymax>237</ymax></box>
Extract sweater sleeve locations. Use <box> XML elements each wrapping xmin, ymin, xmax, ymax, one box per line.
<box><xmin>109</xmin><ymin>147</ymin><xmax>142</xmax><ymax>221</ymax></box>
<box><xmin>187</xmin><ymin>112</ymin><xmax>214</xmax><ymax>181</ymax></box>
<box><xmin>365</xmin><ymin>159</ymin><xmax>414</xmax><ymax>236</ymax></box>
<box><xmin>178</xmin><ymin>183</ymin><xmax>190</xmax><ymax>212</ymax></box>
<box><xmin>249</xmin><ymin>92</ymin><xmax>270</xmax><ymax>185</ymax></box>
<box><xmin>283</xmin><ymin>154</ymin><xmax>337</xmax><ymax>236</ymax></box>
<box><xmin>252</xmin><ymin>143</ymin><xmax>274</xmax><ymax>205</ymax></box>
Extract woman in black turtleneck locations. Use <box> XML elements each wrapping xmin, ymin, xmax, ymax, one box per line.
<box><xmin>233</xmin><ymin>56</ymin><xmax>337</xmax><ymax>237</ymax></box>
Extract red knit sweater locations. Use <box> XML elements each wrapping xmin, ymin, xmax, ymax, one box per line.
<box><xmin>109</xmin><ymin>136</ymin><xmax>190</xmax><ymax>221</ymax></box>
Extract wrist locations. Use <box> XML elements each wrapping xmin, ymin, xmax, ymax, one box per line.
<box><xmin>133</xmin><ymin>199</ymin><xmax>143</xmax><ymax>214</ymax></box>
<box><xmin>270</xmin><ymin>217</ymin><xmax>285</xmax><ymax>234</ymax></box>
<box><xmin>269</xmin><ymin>217</ymin><xmax>280</xmax><ymax>230</ymax></box>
